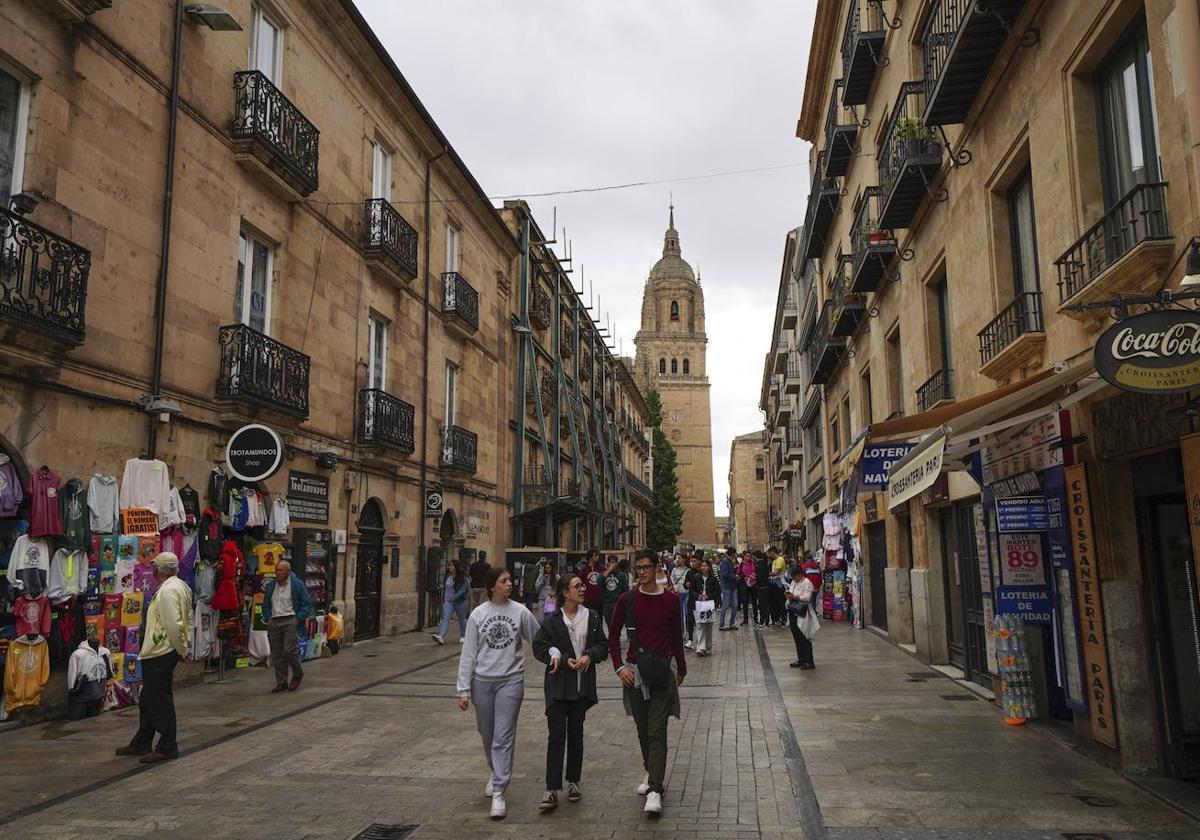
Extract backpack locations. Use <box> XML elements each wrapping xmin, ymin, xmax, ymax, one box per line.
<box><xmin>623</xmin><ymin>590</ymin><xmax>672</xmax><ymax>690</ymax></box>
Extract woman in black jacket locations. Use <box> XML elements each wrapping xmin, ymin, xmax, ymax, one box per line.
<box><xmin>532</xmin><ymin>574</ymin><xmax>608</xmax><ymax>812</ymax></box>
<box><xmin>688</xmin><ymin>559</ymin><xmax>722</xmax><ymax>656</ymax></box>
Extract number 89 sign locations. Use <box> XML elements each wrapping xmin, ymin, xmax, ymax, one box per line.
<box><xmin>998</xmin><ymin>533</ymin><xmax>1045</xmax><ymax>587</ymax></box>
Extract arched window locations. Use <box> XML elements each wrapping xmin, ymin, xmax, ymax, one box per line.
<box><xmin>670</xmin><ymin>300</ymin><xmax>679</xmax><ymax>321</ymax></box>
<box><xmin>671</xmin><ymin>358</ymin><xmax>678</xmax><ymax>374</ymax></box>
<box><xmin>659</xmin><ymin>358</ymin><xmax>666</xmax><ymax>374</ymax></box>
<box><xmin>683</xmin><ymin>359</ymin><xmax>690</xmax><ymax>375</ymax></box>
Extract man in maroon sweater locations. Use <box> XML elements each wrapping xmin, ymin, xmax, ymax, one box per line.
<box><xmin>609</xmin><ymin>548</ymin><xmax>687</xmax><ymax>816</ymax></box>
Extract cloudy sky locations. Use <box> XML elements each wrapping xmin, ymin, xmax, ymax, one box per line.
<box><xmin>360</xmin><ymin>0</ymin><xmax>817</xmax><ymax>516</ymax></box>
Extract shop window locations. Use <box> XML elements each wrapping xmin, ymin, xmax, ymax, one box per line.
<box><xmin>236</xmin><ymin>229</ymin><xmax>273</xmax><ymax>335</ymax></box>
<box><xmin>371</xmin><ymin>141</ymin><xmax>391</xmax><ymax>201</ymax></box>
<box><xmin>670</xmin><ymin>300</ymin><xmax>679</xmax><ymax>321</ymax></box>
<box><xmin>367</xmin><ymin>313</ymin><xmax>387</xmax><ymax>390</ymax></box>
<box><xmin>249</xmin><ymin>4</ymin><xmax>283</xmax><ymax>83</ymax></box>
<box><xmin>0</xmin><ymin>61</ymin><xmax>29</xmax><ymax>205</ymax></box>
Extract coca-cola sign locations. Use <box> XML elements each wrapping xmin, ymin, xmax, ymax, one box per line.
<box><xmin>1095</xmin><ymin>310</ymin><xmax>1200</xmax><ymax>393</ymax></box>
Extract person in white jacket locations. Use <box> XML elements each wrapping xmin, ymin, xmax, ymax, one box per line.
<box><xmin>456</xmin><ymin>565</ymin><xmax>540</xmax><ymax>821</ymax></box>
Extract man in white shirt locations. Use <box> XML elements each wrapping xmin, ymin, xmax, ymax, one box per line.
<box><xmin>261</xmin><ymin>560</ymin><xmax>313</xmax><ymax>692</ymax></box>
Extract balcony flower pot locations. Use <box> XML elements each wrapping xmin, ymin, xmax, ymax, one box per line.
<box><xmin>923</xmin><ymin>140</ymin><xmax>943</xmax><ymax>157</ymax></box>
<box><xmin>868</xmin><ymin>231</ymin><xmax>889</xmax><ymax>244</ymax></box>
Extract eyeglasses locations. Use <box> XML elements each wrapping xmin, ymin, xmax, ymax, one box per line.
<box><xmin>634</xmin><ymin>564</ymin><xmax>654</xmax><ymax>572</ymax></box>
<box><xmin>571</xmin><ymin>582</ymin><xmax>587</xmax><ymax>590</ymax></box>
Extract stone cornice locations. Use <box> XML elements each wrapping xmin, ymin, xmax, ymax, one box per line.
<box><xmin>797</xmin><ymin>0</ymin><xmax>840</xmax><ymax>141</ymax></box>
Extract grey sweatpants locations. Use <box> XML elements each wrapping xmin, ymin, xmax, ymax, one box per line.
<box><xmin>472</xmin><ymin>677</ymin><xmax>524</xmax><ymax>792</ymax></box>
<box><xmin>267</xmin><ymin>616</ymin><xmax>303</xmax><ymax>686</ymax></box>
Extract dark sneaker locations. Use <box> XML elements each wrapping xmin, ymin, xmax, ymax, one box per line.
<box><xmin>288</xmin><ymin>676</ymin><xmax>303</xmax><ymax>691</ymax></box>
<box><xmin>270</xmin><ymin>683</ymin><xmax>288</xmax><ymax>693</ymax></box>
<box><xmin>567</xmin><ymin>782</ymin><xmax>581</xmax><ymax>802</ymax></box>
<box><xmin>539</xmin><ymin>791</ymin><xmax>558</xmax><ymax>812</ymax></box>
<box><xmin>115</xmin><ymin>745</ymin><xmax>150</xmax><ymax>757</ymax></box>
<box><xmin>139</xmin><ymin>750</ymin><xmax>178</xmax><ymax>764</ymax></box>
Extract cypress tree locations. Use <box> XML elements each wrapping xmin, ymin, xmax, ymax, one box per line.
<box><xmin>646</xmin><ymin>390</ymin><xmax>683</xmax><ymax>550</ymax></box>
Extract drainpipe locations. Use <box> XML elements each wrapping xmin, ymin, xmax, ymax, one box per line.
<box><xmin>146</xmin><ymin>0</ymin><xmax>184</xmax><ymax>458</ymax></box>
<box><xmin>1177</xmin><ymin>0</ymin><xmax>1200</xmax><ymax>224</ymax></box>
<box><xmin>416</xmin><ymin>147</ymin><xmax>448</xmax><ymax>631</ymax></box>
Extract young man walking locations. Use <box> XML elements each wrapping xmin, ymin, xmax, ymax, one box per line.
<box><xmin>610</xmin><ymin>548</ymin><xmax>687</xmax><ymax>817</ymax></box>
<box><xmin>717</xmin><ymin>548</ymin><xmax>739</xmax><ymax>631</ymax></box>
<box><xmin>599</xmin><ymin>555</ymin><xmax>628</xmax><ymax>633</ymax></box>
<box><xmin>581</xmin><ymin>549</ymin><xmax>604</xmax><ymax>615</ymax></box>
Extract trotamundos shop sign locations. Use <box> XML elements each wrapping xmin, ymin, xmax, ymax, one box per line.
<box><xmin>1095</xmin><ymin>310</ymin><xmax>1200</xmax><ymax>393</ymax></box>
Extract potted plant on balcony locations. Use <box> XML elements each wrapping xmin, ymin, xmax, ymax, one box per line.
<box><xmin>898</xmin><ymin>116</ymin><xmax>924</xmax><ymax>156</ymax></box>
<box><xmin>923</xmin><ymin>125</ymin><xmax>943</xmax><ymax>157</ymax></box>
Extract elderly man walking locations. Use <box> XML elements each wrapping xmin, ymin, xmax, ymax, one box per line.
<box><xmin>115</xmin><ymin>552</ymin><xmax>191</xmax><ymax>763</ymax></box>
<box><xmin>262</xmin><ymin>559</ymin><xmax>313</xmax><ymax>692</ymax></box>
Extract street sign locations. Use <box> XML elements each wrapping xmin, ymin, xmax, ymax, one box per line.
<box><xmin>425</xmin><ymin>489</ymin><xmax>443</xmax><ymax>519</ymax></box>
<box><xmin>225</xmin><ymin>423</ymin><xmax>284</xmax><ymax>483</ymax></box>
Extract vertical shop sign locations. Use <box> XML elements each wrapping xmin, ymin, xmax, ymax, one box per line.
<box><xmin>1179</xmin><ymin>433</ymin><xmax>1200</xmax><ymax>602</ymax></box>
<box><xmin>1065</xmin><ymin>463</ymin><xmax>1118</xmax><ymax>748</ymax></box>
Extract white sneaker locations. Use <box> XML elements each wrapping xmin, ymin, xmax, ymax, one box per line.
<box><xmin>644</xmin><ymin>791</ymin><xmax>662</xmax><ymax>814</ymax></box>
<box><xmin>635</xmin><ymin>772</ymin><xmax>650</xmax><ymax>795</ymax></box>
<box><xmin>432</xmin><ymin>634</ymin><xmax>444</xmax><ymax>645</ymax></box>
<box><xmin>684</xmin><ymin>640</ymin><xmax>693</xmax><ymax>650</ymax></box>
<box><xmin>485</xmin><ymin>780</ymin><xmax>495</xmax><ymax>797</ymax></box>
<box><xmin>458</xmin><ymin>638</ymin><xmax>465</xmax><ymax>644</ymax></box>
<box><xmin>490</xmin><ymin>792</ymin><xmax>506</xmax><ymax>820</ymax></box>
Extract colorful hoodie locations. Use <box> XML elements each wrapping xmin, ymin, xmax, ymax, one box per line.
<box><xmin>0</xmin><ymin>454</ymin><xmax>22</xmax><ymax>518</ymax></box>
<box><xmin>210</xmin><ymin>540</ymin><xmax>244</xmax><ymax>611</ymax></box>
<box><xmin>4</xmin><ymin>635</ymin><xmax>49</xmax><ymax>712</ymax></box>
<box><xmin>59</xmin><ymin>478</ymin><xmax>90</xmax><ymax>551</ymax></box>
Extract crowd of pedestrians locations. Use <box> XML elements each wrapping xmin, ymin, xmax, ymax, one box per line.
<box><xmin>448</xmin><ymin>544</ymin><xmax>821</xmax><ymax>821</ymax></box>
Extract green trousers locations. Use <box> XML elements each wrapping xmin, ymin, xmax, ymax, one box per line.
<box><xmin>627</xmin><ymin>685</ymin><xmax>673</xmax><ymax>794</ymax></box>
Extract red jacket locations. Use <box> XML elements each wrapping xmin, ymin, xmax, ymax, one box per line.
<box><xmin>210</xmin><ymin>540</ymin><xmax>244</xmax><ymax>611</ymax></box>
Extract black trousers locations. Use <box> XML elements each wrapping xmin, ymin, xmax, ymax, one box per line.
<box><xmin>770</xmin><ymin>586</ymin><xmax>786</xmax><ymax>623</ymax></box>
<box><xmin>686</xmin><ymin>598</ymin><xmax>696</xmax><ymax>639</ymax></box>
<box><xmin>789</xmin><ymin>611</ymin><xmax>815</xmax><ymax>666</ymax></box>
<box><xmin>130</xmin><ymin>651</ymin><xmax>180</xmax><ymax>754</ymax></box>
<box><xmin>755</xmin><ymin>588</ymin><xmax>771</xmax><ymax>623</ymax></box>
<box><xmin>545</xmin><ymin>697</ymin><xmax>589</xmax><ymax>790</ymax></box>
<box><xmin>738</xmin><ymin>581</ymin><xmax>751</xmax><ymax>622</ymax></box>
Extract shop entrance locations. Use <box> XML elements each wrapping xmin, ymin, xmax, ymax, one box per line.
<box><xmin>940</xmin><ymin>500</ymin><xmax>988</xmax><ymax>684</ymax></box>
<box><xmin>354</xmin><ymin>500</ymin><xmax>385</xmax><ymax>641</ymax></box>
<box><xmin>866</xmin><ymin>521</ymin><xmax>888</xmax><ymax>631</ymax></box>
<box><xmin>1133</xmin><ymin>449</ymin><xmax>1200</xmax><ymax>779</ymax></box>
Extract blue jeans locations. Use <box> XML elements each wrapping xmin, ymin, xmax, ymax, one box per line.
<box><xmin>678</xmin><ymin>592</ymin><xmax>690</xmax><ymax>640</ymax></box>
<box><xmin>719</xmin><ymin>586</ymin><xmax>738</xmax><ymax>627</ymax></box>
<box><xmin>439</xmin><ymin>597</ymin><xmax>468</xmax><ymax>639</ymax></box>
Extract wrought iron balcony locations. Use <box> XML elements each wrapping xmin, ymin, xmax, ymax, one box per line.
<box><xmin>916</xmin><ymin>368</ymin><xmax>954</xmax><ymax>412</ymax></box>
<box><xmin>878</xmin><ymin>82</ymin><xmax>944</xmax><ymax>230</ymax></box>
<box><xmin>921</xmin><ymin>0</ymin><xmax>1027</xmax><ymax>127</ymax></box>
<box><xmin>850</xmin><ymin>187</ymin><xmax>897</xmax><ymax>293</ymax></box>
<box><xmin>625</xmin><ymin>468</ymin><xmax>654</xmax><ymax>505</ymax></box>
<box><xmin>807</xmin><ymin>302</ymin><xmax>846</xmax><ymax>387</ymax></box>
<box><xmin>802</xmin><ymin>152</ymin><xmax>841</xmax><ymax>261</ymax></box>
<box><xmin>841</xmin><ymin>0</ymin><xmax>887</xmax><ymax>106</ymax></box>
<box><xmin>526</xmin><ymin>367</ymin><xmax>557</xmax><ymax>416</ymax></box>
<box><xmin>786</xmin><ymin>421</ymin><xmax>804</xmax><ymax>458</ymax></box>
<box><xmin>580</xmin><ymin>350</ymin><xmax>592</xmax><ymax>380</ymax></box>
<box><xmin>1054</xmin><ymin>182</ymin><xmax>1172</xmax><ymax>305</ymax></box>
<box><xmin>773</xmin><ymin>338</ymin><xmax>791</xmax><ymax>374</ymax></box>
<box><xmin>784</xmin><ymin>351</ymin><xmax>804</xmax><ymax>394</ymax></box>
<box><xmin>830</xmin><ymin>261</ymin><xmax>866</xmax><ymax>337</ymax></box>
<box><xmin>0</xmin><ymin>206</ymin><xmax>90</xmax><ymax>347</ymax></box>
<box><xmin>216</xmin><ymin>324</ymin><xmax>310</xmax><ymax>419</ymax></box>
<box><xmin>530</xmin><ymin>285</ymin><xmax>552</xmax><ymax>330</ymax></box>
<box><xmin>560</xmin><ymin>322</ymin><xmax>575</xmax><ymax>358</ymax></box>
<box><xmin>441</xmin><ymin>271</ymin><xmax>479</xmax><ymax>336</ymax></box>
<box><xmin>439</xmin><ymin>424</ymin><xmax>478</xmax><ymax>473</ymax></box>
<box><xmin>363</xmin><ymin>198</ymin><xmax>418</xmax><ymax>283</ymax></box>
<box><xmin>230</xmin><ymin>71</ymin><xmax>319</xmax><ymax>198</ymax></box>
<box><xmin>522</xmin><ymin>464</ymin><xmax>553</xmax><ymax>507</ymax></box>
<box><xmin>357</xmin><ymin>388</ymin><xmax>415</xmax><ymax>454</ymax></box>
<box><xmin>824</xmin><ymin>79</ymin><xmax>860</xmax><ymax>178</ymax></box>
<box><xmin>978</xmin><ymin>291</ymin><xmax>1043</xmax><ymax>368</ymax></box>
<box><xmin>781</xmin><ymin>290</ymin><xmax>799</xmax><ymax>329</ymax></box>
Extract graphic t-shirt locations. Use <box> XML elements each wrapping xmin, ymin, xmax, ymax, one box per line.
<box><xmin>252</xmin><ymin>543</ymin><xmax>285</xmax><ymax>575</ymax></box>
<box><xmin>14</xmin><ymin>595</ymin><xmax>51</xmax><ymax>637</ymax></box>
<box><xmin>3</xmin><ymin>636</ymin><xmax>49</xmax><ymax>712</ymax></box>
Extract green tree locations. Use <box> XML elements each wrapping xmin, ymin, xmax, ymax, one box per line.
<box><xmin>646</xmin><ymin>390</ymin><xmax>683</xmax><ymax>550</ymax></box>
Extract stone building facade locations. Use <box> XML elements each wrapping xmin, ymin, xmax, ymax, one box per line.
<box><xmin>727</xmin><ymin>430</ymin><xmax>770</xmax><ymax>551</ymax></box>
<box><xmin>795</xmin><ymin>0</ymin><xmax>1200</xmax><ymax>780</ymax></box>
<box><xmin>633</xmin><ymin>208</ymin><xmax>717</xmax><ymax>545</ymax></box>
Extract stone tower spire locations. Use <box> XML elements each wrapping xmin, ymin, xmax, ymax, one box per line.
<box><xmin>664</xmin><ymin>204</ymin><xmax>681</xmax><ymax>258</ymax></box>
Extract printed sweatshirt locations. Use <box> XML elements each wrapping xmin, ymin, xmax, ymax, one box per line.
<box><xmin>456</xmin><ymin>598</ymin><xmax>540</xmax><ymax>697</ymax></box>
<box><xmin>87</xmin><ymin>474</ymin><xmax>120</xmax><ymax>534</ymax></box>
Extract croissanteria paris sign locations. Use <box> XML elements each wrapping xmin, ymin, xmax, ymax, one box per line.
<box><xmin>1094</xmin><ymin>309</ymin><xmax>1200</xmax><ymax>394</ymax></box>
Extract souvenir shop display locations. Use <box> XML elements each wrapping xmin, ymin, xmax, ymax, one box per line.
<box><xmin>65</xmin><ymin>638</ymin><xmax>113</xmax><ymax>720</ymax></box>
<box><xmin>292</xmin><ymin>528</ymin><xmax>334</xmax><ymax>612</ymax></box>
<box><xmin>995</xmin><ymin>614</ymin><xmax>1037</xmax><ymax>724</ymax></box>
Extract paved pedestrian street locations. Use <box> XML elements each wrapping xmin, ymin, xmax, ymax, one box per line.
<box><xmin>2</xmin><ymin>622</ymin><xmax>1197</xmax><ymax>840</ymax></box>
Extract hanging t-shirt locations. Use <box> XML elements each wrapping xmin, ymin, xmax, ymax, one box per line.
<box><xmin>269</xmin><ymin>499</ymin><xmax>290</xmax><ymax>534</ymax></box>
<box><xmin>120</xmin><ymin>591</ymin><xmax>144</xmax><ymax>627</ymax></box>
<box><xmin>87</xmin><ymin>474</ymin><xmax>120</xmax><ymax>534</ymax></box>
<box><xmin>178</xmin><ymin>486</ymin><xmax>201</xmax><ymax>527</ymax></box>
<box><xmin>118</xmin><ymin>458</ymin><xmax>171</xmax><ymax>518</ymax></box>
<box><xmin>102</xmin><ymin>593</ymin><xmax>122</xmax><ymax>626</ymax></box>
<box><xmin>192</xmin><ymin>560</ymin><xmax>215</xmax><ymax>605</ymax></box>
<box><xmin>179</xmin><ymin>532</ymin><xmax>199</xmax><ymax>587</ymax></box>
<box><xmin>14</xmin><ymin>595</ymin><xmax>51</xmax><ymax>637</ymax></box>
<box><xmin>26</xmin><ymin>467</ymin><xmax>63</xmax><ymax>539</ymax></box>
<box><xmin>114</xmin><ymin>556</ymin><xmax>136</xmax><ymax>593</ymax></box>
<box><xmin>132</xmin><ymin>563</ymin><xmax>158</xmax><ymax>597</ymax></box>
<box><xmin>193</xmin><ymin>601</ymin><xmax>216</xmax><ymax>659</ymax></box>
<box><xmin>9</xmin><ymin>535</ymin><xmax>50</xmax><ymax>597</ymax></box>
<box><xmin>251</xmin><ymin>543</ymin><xmax>284</xmax><ymax>576</ymax></box>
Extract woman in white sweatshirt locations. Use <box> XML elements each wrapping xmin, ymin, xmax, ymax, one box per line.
<box><xmin>457</xmin><ymin>565</ymin><xmax>540</xmax><ymax>821</ymax></box>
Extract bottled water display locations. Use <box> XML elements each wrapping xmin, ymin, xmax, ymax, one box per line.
<box><xmin>993</xmin><ymin>614</ymin><xmax>1036</xmax><ymax>723</ymax></box>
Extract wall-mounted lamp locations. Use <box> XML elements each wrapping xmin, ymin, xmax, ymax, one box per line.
<box><xmin>184</xmin><ymin>3</ymin><xmax>242</xmax><ymax>30</ymax></box>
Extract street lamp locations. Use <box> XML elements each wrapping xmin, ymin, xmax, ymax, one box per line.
<box><xmin>1178</xmin><ymin>238</ymin><xmax>1200</xmax><ymax>287</ymax></box>
<box><xmin>184</xmin><ymin>3</ymin><xmax>242</xmax><ymax>30</ymax></box>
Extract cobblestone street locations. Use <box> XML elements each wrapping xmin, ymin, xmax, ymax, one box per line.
<box><xmin>3</xmin><ymin>622</ymin><xmax>1198</xmax><ymax>840</ymax></box>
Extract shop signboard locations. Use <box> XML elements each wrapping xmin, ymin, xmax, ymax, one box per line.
<box><xmin>860</xmin><ymin>442</ymin><xmax>917</xmax><ymax>489</ymax></box>
<box><xmin>1095</xmin><ymin>309</ymin><xmax>1200</xmax><ymax>394</ymax></box>
<box><xmin>996</xmin><ymin>586</ymin><xmax>1052</xmax><ymax>623</ymax></box>
<box><xmin>225</xmin><ymin>424</ymin><xmax>284</xmax><ymax>483</ymax></box>
<box><xmin>425</xmin><ymin>490</ymin><xmax>443</xmax><ymax>520</ymax></box>
<box><xmin>980</xmin><ymin>413</ymin><xmax>1064</xmax><ymax>485</ymax></box>
<box><xmin>1065</xmin><ymin>463</ymin><xmax>1118</xmax><ymax>748</ymax></box>
<box><xmin>996</xmin><ymin>497</ymin><xmax>1050</xmax><ymax>532</ymax></box>
<box><xmin>998</xmin><ymin>532</ymin><xmax>1046</xmax><ymax>587</ymax></box>
<box><xmin>887</xmin><ymin>431</ymin><xmax>946</xmax><ymax>510</ymax></box>
<box><xmin>287</xmin><ymin>471</ymin><xmax>329</xmax><ymax>524</ymax></box>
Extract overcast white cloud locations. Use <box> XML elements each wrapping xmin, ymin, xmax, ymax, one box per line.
<box><xmin>359</xmin><ymin>0</ymin><xmax>817</xmax><ymax>516</ymax></box>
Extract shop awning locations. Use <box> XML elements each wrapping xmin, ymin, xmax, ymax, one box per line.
<box><xmin>879</xmin><ymin>360</ymin><xmax>1101</xmax><ymax>510</ymax></box>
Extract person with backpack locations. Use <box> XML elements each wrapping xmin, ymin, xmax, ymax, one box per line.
<box><xmin>532</xmin><ymin>574</ymin><xmax>609</xmax><ymax>811</ymax></box>
<box><xmin>785</xmin><ymin>561</ymin><xmax>819</xmax><ymax>669</ymax></box>
<box><xmin>753</xmin><ymin>551</ymin><xmax>773</xmax><ymax>630</ymax></box>
<box><xmin>599</xmin><ymin>555</ymin><xmax>629</xmax><ymax>633</ymax></box>
<box><xmin>717</xmin><ymin>548</ymin><xmax>739</xmax><ymax>631</ymax></box>
<box><xmin>609</xmin><ymin>548</ymin><xmax>687</xmax><ymax>817</ymax></box>
<box><xmin>432</xmin><ymin>559</ymin><xmax>470</xmax><ymax>645</ymax></box>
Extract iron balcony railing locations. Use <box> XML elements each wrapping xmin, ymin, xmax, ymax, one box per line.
<box><xmin>442</xmin><ymin>271</ymin><xmax>480</xmax><ymax>331</ymax></box>
<box><xmin>216</xmin><ymin>323</ymin><xmax>310</xmax><ymax>418</ymax></box>
<box><xmin>231</xmin><ymin>70</ymin><xmax>319</xmax><ymax>194</ymax></box>
<box><xmin>920</xmin><ymin>0</ymin><xmax>962</xmax><ymax>120</ymax></box>
<box><xmin>824</xmin><ymin>79</ymin><xmax>859</xmax><ymax>178</ymax></box>
<box><xmin>560</xmin><ymin>322</ymin><xmax>575</xmax><ymax>357</ymax></box>
<box><xmin>978</xmin><ymin>291</ymin><xmax>1043</xmax><ymax>366</ymax></box>
<box><xmin>786</xmin><ymin>421</ymin><xmax>804</xmax><ymax>452</ymax></box>
<box><xmin>624</xmin><ymin>468</ymin><xmax>654</xmax><ymax>502</ymax></box>
<box><xmin>841</xmin><ymin>0</ymin><xmax>886</xmax><ymax>106</ymax></box>
<box><xmin>802</xmin><ymin>151</ymin><xmax>840</xmax><ymax>260</ymax></box>
<box><xmin>786</xmin><ymin>351</ymin><xmax>804</xmax><ymax>381</ymax></box>
<box><xmin>878</xmin><ymin>81</ymin><xmax>935</xmax><ymax>210</ymax></box>
<box><xmin>0</xmin><ymin>206</ymin><xmax>90</xmax><ymax>344</ymax></box>
<box><xmin>916</xmin><ymin>368</ymin><xmax>954</xmax><ymax>412</ymax></box>
<box><xmin>440</xmin><ymin>424</ymin><xmax>478</xmax><ymax>472</ymax></box>
<box><xmin>1054</xmin><ymin>182</ymin><xmax>1171</xmax><ymax>303</ymax></box>
<box><xmin>530</xmin><ymin>285</ymin><xmax>552</xmax><ymax>330</ymax></box>
<box><xmin>357</xmin><ymin>388</ymin><xmax>415</xmax><ymax>453</ymax></box>
<box><xmin>363</xmin><ymin>198</ymin><xmax>418</xmax><ymax>278</ymax></box>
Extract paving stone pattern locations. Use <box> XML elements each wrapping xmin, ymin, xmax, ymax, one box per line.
<box><xmin>2</xmin><ymin>618</ymin><xmax>1197</xmax><ymax>840</ymax></box>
